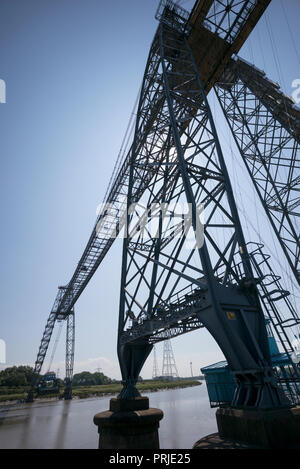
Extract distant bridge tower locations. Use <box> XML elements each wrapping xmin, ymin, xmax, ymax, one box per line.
<box><xmin>162</xmin><ymin>339</ymin><xmax>179</xmax><ymax>380</ymax></box>
<box><xmin>152</xmin><ymin>345</ymin><xmax>160</xmax><ymax>379</ymax></box>
<box><xmin>63</xmin><ymin>310</ymin><xmax>75</xmax><ymax>400</ymax></box>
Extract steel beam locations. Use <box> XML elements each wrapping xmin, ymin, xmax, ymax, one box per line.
<box><xmin>215</xmin><ymin>57</ymin><xmax>300</xmax><ymax>285</ymax></box>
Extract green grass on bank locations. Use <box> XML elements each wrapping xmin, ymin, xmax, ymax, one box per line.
<box><xmin>0</xmin><ymin>391</ymin><xmax>29</xmax><ymax>402</ymax></box>
<box><xmin>0</xmin><ymin>380</ymin><xmax>201</xmax><ymax>402</ymax></box>
<box><xmin>72</xmin><ymin>379</ymin><xmax>201</xmax><ymax>399</ymax></box>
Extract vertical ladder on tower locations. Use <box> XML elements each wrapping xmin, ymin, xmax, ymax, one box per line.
<box><xmin>249</xmin><ymin>243</ymin><xmax>300</xmax><ymax>357</ymax></box>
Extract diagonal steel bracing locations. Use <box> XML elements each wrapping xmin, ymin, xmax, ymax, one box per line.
<box><xmin>215</xmin><ymin>57</ymin><xmax>300</xmax><ymax>285</ymax></box>
<box><xmin>28</xmin><ymin>0</ymin><xmax>287</xmax><ymax>405</ymax></box>
<box><xmin>116</xmin><ymin>11</ymin><xmax>287</xmax><ymax>408</ymax></box>
<box><xmin>64</xmin><ymin>311</ymin><xmax>75</xmax><ymax>400</ymax></box>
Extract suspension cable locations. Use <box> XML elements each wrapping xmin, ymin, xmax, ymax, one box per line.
<box><xmin>47</xmin><ymin>321</ymin><xmax>63</xmax><ymax>373</ymax></box>
<box><xmin>280</xmin><ymin>0</ymin><xmax>300</xmax><ymax>68</ymax></box>
<box><xmin>102</xmin><ymin>86</ymin><xmax>141</xmax><ymax>203</ymax></box>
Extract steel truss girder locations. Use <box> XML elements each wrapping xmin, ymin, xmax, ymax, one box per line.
<box><xmin>149</xmin><ymin>318</ymin><xmax>204</xmax><ymax>343</ymax></box>
<box><xmin>117</xmin><ymin>18</ymin><xmax>286</xmax><ymax>408</ymax></box>
<box><xmin>215</xmin><ymin>58</ymin><xmax>300</xmax><ymax>285</ymax></box>
<box><xmin>190</xmin><ymin>0</ymin><xmax>259</xmax><ymax>45</ymax></box>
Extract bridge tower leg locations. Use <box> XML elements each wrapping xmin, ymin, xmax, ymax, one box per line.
<box><xmin>26</xmin><ymin>287</ymin><xmax>74</xmax><ymax>403</ymax></box>
<box><xmin>26</xmin><ymin>310</ymin><xmax>58</xmax><ymax>402</ymax></box>
<box><xmin>63</xmin><ymin>310</ymin><xmax>75</xmax><ymax>400</ymax></box>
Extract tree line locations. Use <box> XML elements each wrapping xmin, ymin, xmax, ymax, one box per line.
<box><xmin>0</xmin><ymin>366</ymin><xmax>113</xmax><ymax>387</ymax></box>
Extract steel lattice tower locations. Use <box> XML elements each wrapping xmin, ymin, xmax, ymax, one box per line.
<box><xmin>162</xmin><ymin>340</ymin><xmax>179</xmax><ymax>380</ymax></box>
<box><xmin>116</xmin><ymin>2</ymin><xmax>286</xmax><ymax>407</ymax></box>
<box><xmin>63</xmin><ymin>310</ymin><xmax>75</xmax><ymax>400</ymax></box>
<box><xmin>27</xmin><ymin>288</ymin><xmax>75</xmax><ymax>402</ymax></box>
<box><xmin>27</xmin><ymin>0</ymin><xmax>300</xmax><ymax>409</ymax></box>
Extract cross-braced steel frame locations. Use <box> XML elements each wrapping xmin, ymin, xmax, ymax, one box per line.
<box><xmin>215</xmin><ymin>57</ymin><xmax>300</xmax><ymax>285</ymax></box>
<box><xmin>27</xmin><ymin>287</ymin><xmax>75</xmax><ymax>402</ymax></box>
<box><xmin>116</xmin><ymin>12</ymin><xmax>287</xmax><ymax>408</ymax></box>
<box><xmin>63</xmin><ymin>311</ymin><xmax>75</xmax><ymax>400</ymax></box>
<box><xmin>28</xmin><ymin>0</ymin><xmax>298</xmax><ymax>409</ymax></box>
<box><xmin>162</xmin><ymin>339</ymin><xmax>179</xmax><ymax>379</ymax></box>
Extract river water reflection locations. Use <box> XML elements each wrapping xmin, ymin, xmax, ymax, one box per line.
<box><xmin>0</xmin><ymin>383</ymin><xmax>217</xmax><ymax>449</ymax></box>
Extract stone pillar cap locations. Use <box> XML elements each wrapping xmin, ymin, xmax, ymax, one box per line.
<box><xmin>109</xmin><ymin>396</ymin><xmax>149</xmax><ymax>412</ymax></box>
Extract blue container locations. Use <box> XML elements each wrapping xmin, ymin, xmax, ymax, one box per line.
<box><xmin>201</xmin><ymin>360</ymin><xmax>236</xmax><ymax>407</ymax></box>
<box><xmin>201</xmin><ymin>326</ymin><xmax>300</xmax><ymax>407</ymax></box>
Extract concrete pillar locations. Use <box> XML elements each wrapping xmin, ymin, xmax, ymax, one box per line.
<box><xmin>194</xmin><ymin>406</ymin><xmax>300</xmax><ymax>449</ymax></box>
<box><xmin>93</xmin><ymin>396</ymin><xmax>163</xmax><ymax>449</ymax></box>
<box><xmin>216</xmin><ymin>406</ymin><xmax>300</xmax><ymax>448</ymax></box>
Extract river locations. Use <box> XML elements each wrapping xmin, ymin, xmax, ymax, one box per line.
<box><xmin>0</xmin><ymin>383</ymin><xmax>217</xmax><ymax>449</ymax></box>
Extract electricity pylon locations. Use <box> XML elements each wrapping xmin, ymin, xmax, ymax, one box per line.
<box><xmin>162</xmin><ymin>340</ymin><xmax>179</xmax><ymax>380</ymax></box>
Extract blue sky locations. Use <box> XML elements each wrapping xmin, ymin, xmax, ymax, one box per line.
<box><xmin>0</xmin><ymin>0</ymin><xmax>299</xmax><ymax>380</ymax></box>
